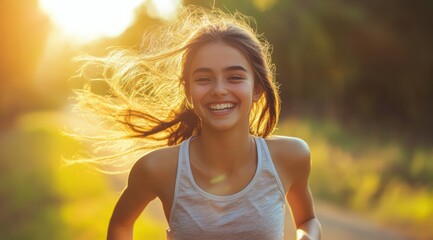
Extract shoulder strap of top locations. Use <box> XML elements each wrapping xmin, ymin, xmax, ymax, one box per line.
<box><xmin>168</xmin><ymin>137</ymin><xmax>190</xmax><ymax>223</ymax></box>
<box><xmin>256</xmin><ymin>137</ymin><xmax>287</xmax><ymax>195</ymax></box>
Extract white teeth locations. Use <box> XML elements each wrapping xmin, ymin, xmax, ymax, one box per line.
<box><xmin>209</xmin><ymin>103</ymin><xmax>235</xmax><ymax>111</ymax></box>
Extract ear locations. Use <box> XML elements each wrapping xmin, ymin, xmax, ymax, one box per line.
<box><xmin>253</xmin><ymin>85</ymin><xmax>264</xmax><ymax>102</ymax></box>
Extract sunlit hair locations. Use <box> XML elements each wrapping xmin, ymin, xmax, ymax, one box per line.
<box><xmin>71</xmin><ymin>6</ymin><xmax>280</xmax><ymax>172</ymax></box>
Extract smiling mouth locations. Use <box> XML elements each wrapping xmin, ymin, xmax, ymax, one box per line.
<box><xmin>208</xmin><ymin>103</ymin><xmax>235</xmax><ymax>112</ymax></box>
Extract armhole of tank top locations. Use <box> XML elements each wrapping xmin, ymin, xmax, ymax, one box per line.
<box><xmin>167</xmin><ymin>138</ymin><xmax>187</xmax><ymax>225</ymax></box>
<box><xmin>258</xmin><ymin>138</ymin><xmax>287</xmax><ymax>198</ymax></box>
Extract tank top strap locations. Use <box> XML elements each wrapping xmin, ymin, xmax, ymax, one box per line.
<box><xmin>168</xmin><ymin>137</ymin><xmax>191</xmax><ymax>224</ymax></box>
<box><xmin>255</xmin><ymin>137</ymin><xmax>287</xmax><ymax>196</ymax></box>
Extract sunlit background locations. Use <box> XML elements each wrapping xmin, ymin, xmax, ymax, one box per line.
<box><xmin>1</xmin><ymin>0</ymin><xmax>432</xmax><ymax>239</ymax></box>
<box><xmin>39</xmin><ymin>0</ymin><xmax>179</xmax><ymax>43</ymax></box>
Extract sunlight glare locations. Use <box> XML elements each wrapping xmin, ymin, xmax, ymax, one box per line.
<box><xmin>39</xmin><ymin>0</ymin><xmax>144</xmax><ymax>43</ymax></box>
<box><xmin>149</xmin><ymin>0</ymin><xmax>181</xmax><ymax>20</ymax></box>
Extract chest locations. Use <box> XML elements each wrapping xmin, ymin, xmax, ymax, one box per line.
<box><xmin>168</xmin><ymin>186</ymin><xmax>286</xmax><ymax>240</ymax></box>
<box><xmin>188</xmin><ymin>160</ymin><xmax>258</xmax><ymax>196</ymax></box>
<box><xmin>167</xmin><ymin>143</ymin><xmax>287</xmax><ymax>239</ymax></box>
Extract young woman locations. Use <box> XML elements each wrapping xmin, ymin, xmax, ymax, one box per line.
<box><xmin>75</xmin><ymin>6</ymin><xmax>321</xmax><ymax>240</ymax></box>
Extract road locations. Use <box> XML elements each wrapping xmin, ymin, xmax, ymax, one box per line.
<box><xmin>314</xmin><ymin>201</ymin><xmax>414</xmax><ymax>240</ymax></box>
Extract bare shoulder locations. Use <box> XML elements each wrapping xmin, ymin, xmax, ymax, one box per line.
<box><xmin>129</xmin><ymin>144</ymin><xmax>179</xmax><ymax>195</ymax></box>
<box><xmin>134</xmin><ymin>145</ymin><xmax>179</xmax><ymax>174</ymax></box>
<box><xmin>264</xmin><ymin>135</ymin><xmax>311</xmax><ymax>184</ymax></box>
<box><xmin>264</xmin><ymin>135</ymin><xmax>310</xmax><ymax>162</ymax></box>
<box><xmin>108</xmin><ymin>145</ymin><xmax>180</xmax><ymax>228</ymax></box>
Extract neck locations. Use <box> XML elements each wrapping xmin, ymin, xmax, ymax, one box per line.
<box><xmin>192</xmin><ymin>129</ymin><xmax>255</xmax><ymax>173</ymax></box>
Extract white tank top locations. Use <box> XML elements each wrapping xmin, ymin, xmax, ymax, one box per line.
<box><xmin>166</xmin><ymin>137</ymin><xmax>289</xmax><ymax>240</ymax></box>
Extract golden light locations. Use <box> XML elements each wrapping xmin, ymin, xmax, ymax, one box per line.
<box><xmin>148</xmin><ymin>0</ymin><xmax>181</xmax><ymax>20</ymax></box>
<box><xmin>38</xmin><ymin>0</ymin><xmax>181</xmax><ymax>43</ymax></box>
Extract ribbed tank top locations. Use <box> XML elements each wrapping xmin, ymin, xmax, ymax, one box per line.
<box><xmin>166</xmin><ymin>137</ymin><xmax>288</xmax><ymax>240</ymax></box>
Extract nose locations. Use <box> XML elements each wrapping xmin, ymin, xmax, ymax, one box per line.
<box><xmin>211</xmin><ymin>79</ymin><xmax>228</xmax><ymax>97</ymax></box>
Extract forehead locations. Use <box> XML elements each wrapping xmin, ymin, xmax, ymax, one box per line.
<box><xmin>188</xmin><ymin>42</ymin><xmax>252</xmax><ymax>74</ymax></box>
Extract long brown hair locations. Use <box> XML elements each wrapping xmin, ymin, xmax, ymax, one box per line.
<box><xmin>70</xmin><ymin>6</ymin><xmax>280</xmax><ymax>171</ymax></box>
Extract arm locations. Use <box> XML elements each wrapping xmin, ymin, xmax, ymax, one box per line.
<box><xmin>281</xmin><ymin>138</ymin><xmax>322</xmax><ymax>240</ymax></box>
<box><xmin>268</xmin><ymin>136</ymin><xmax>321</xmax><ymax>240</ymax></box>
<box><xmin>287</xmin><ymin>183</ymin><xmax>321</xmax><ymax>240</ymax></box>
<box><xmin>107</xmin><ymin>156</ymin><xmax>157</xmax><ymax>240</ymax></box>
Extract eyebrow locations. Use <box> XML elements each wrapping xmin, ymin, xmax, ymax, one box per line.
<box><xmin>191</xmin><ymin>65</ymin><xmax>248</xmax><ymax>75</ymax></box>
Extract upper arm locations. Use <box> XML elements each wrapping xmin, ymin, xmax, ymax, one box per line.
<box><xmin>273</xmin><ymin>137</ymin><xmax>316</xmax><ymax>228</ymax></box>
<box><xmin>109</xmin><ymin>155</ymin><xmax>158</xmax><ymax>227</ymax></box>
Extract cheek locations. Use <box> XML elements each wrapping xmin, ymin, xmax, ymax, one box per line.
<box><xmin>235</xmin><ymin>82</ymin><xmax>256</xmax><ymax>98</ymax></box>
<box><xmin>188</xmin><ymin>85</ymin><xmax>207</xmax><ymax>104</ymax></box>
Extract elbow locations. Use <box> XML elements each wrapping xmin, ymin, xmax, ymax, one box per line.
<box><xmin>296</xmin><ymin>217</ymin><xmax>322</xmax><ymax>240</ymax></box>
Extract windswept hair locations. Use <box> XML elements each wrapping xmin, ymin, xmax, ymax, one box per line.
<box><xmin>70</xmin><ymin>6</ymin><xmax>280</xmax><ymax>172</ymax></box>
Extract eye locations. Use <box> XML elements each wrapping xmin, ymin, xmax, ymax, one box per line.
<box><xmin>228</xmin><ymin>75</ymin><xmax>245</xmax><ymax>81</ymax></box>
<box><xmin>194</xmin><ymin>77</ymin><xmax>211</xmax><ymax>84</ymax></box>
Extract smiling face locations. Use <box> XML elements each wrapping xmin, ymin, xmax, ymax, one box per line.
<box><xmin>186</xmin><ymin>41</ymin><xmax>261</xmax><ymax>134</ymax></box>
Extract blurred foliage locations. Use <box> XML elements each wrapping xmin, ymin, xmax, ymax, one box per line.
<box><xmin>0</xmin><ymin>0</ymin><xmax>50</xmax><ymax>128</ymax></box>
<box><xmin>0</xmin><ymin>111</ymin><xmax>166</xmax><ymax>239</ymax></box>
<box><xmin>277</xmin><ymin>118</ymin><xmax>433</xmax><ymax>239</ymax></box>
<box><xmin>0</xmin><ymin>112</ymin><xmax>72</xmax><ymax>239</ymax></box>
<box><xmin>2</xmin><ymin>0</ymin><xmax>432</xmax><ymax>145</ymax></box>
<box><xmin>1</xmin><ymin>0</ymin><xmax>433</xmax><ymax>239</ymax></box>
<box><xmin>185</xmin><ymin>0</ymin><xmax>433</xmax><ymax>145</ymax></box>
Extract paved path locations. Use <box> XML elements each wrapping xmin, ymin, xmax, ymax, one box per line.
<box><xmin>314</xmin><ymin>201</ymin><xmax>414</xmax><ymax>240</ymax></box>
